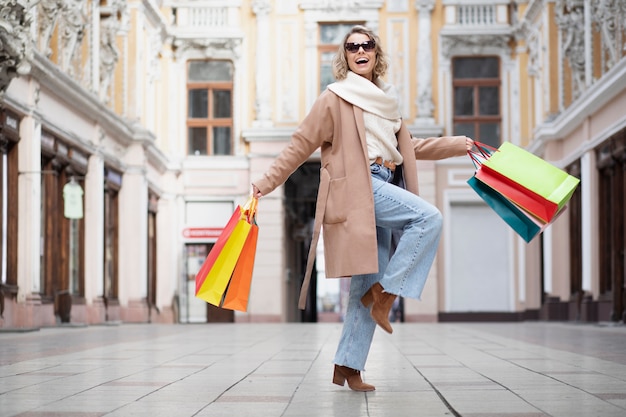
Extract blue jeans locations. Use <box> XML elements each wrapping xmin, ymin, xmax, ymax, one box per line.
<box><xmin>333</xmin><ymin>164</ymin><xmax>443</xmax><ymax>371</ymax></box>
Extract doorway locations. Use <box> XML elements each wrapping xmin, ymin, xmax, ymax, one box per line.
<box><xmin>447</xmin><ymin>201</ymin><xmax>512</xmax><ymax>313</ymax></box>
<box><xmin>184</xmin><ymin>242</ymin><xmax>234</xmax><ymax>323</ymax></box>
<box><xmin>284</xmin><ymin>162</ymin><xmax>320</xmax><ymax>322</ymax></box>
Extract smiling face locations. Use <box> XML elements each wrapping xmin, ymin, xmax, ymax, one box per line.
<box><xmin>345</xmin><ymin>33</ymin><xmax>376</xmax><ymax>81</ymax></box>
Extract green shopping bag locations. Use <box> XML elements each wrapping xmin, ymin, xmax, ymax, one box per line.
<box><xmin>482</xmin><ymin>142</ymin><xmax>579</xmax><ymax>208</ymax></box>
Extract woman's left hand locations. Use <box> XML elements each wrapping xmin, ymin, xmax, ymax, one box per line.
<box><xmin>465</xmin><ymin>137</ymin><xmax>474</xmax><ymax>151</ymax></box>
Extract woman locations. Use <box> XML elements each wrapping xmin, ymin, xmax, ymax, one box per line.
<box><xmin>252</xmin><ymin>25</ymin><xmax>472</xmax><ymax>391</ymax></box>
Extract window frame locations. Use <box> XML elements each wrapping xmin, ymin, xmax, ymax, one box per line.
<box><xmin>186</xmin><ymin>60</ymin><xmax>234</xmax><ymax>156</ymax></box>
<box><xmin>452</xmin><ymin>56</ymin><xmax>502</xmax><ymax>146</ymax></box>
<box><xmin>317</xmin><ymin>22</ymin><xmax>363</xmax><ymax>94</ymax></box>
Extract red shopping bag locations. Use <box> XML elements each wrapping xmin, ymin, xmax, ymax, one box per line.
<box><xmin>222</xmin><ymin>221</ymin><xmax>259</xmax><ymax>312</ymax></box>
<box><xmin>474</xmin><ymin>167</ymin><xmax>558</xmax><ymax>223</ymax></box>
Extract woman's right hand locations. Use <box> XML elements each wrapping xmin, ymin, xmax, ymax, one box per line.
<box><xmin>252</xmin><ymin>184</ymin><xmax>263</xmax><ymax>198</ymax></box>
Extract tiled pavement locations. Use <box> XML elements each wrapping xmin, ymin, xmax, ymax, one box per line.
<box><xmin>1</xmin><ymin>321</ymin><xmax>625</xmax><ymax>416</ymax></box>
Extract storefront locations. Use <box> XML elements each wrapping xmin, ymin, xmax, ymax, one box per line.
<box><xmin>595</xmin><ymin>130</ymin><xmax>626</xmax><ymax>322</ymax></box>
<box><xmin>180</xmin><ymin>199</ymin><xmax>236</xmax><ymax>323</ymax></box>
<box><xmin>39</xmin><ymin>130</ymin><xmax>89</xmax><ymax>322</ymax></box>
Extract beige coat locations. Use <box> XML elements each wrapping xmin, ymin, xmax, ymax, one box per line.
<box><xmin>253</xmin><ymin>89</ymin><xmax>467</xmax><ymax>308</ymax></box>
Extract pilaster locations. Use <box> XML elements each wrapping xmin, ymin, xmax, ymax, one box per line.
<box><xmin>414</xmin><ymin>0</ymin><xmax>436</xmax><ymax>126</ymax></box>
<box><xmin>84</xmin><ymin>152</ymin><xmax>105</xmax><ymax>304</ymax></box>
<box><xmin>252</xmin><ymin>0</ymin><xmax>273</xmax><ymax>127</ymax></box>
<box><xmin>118</xmin><ymin>143</ymin><xmax>148</xmax><ymax>308</ymax></box>
<box><xmin>155</xmin><ymin>170</ymin><xmax>180</xmax><ymax>309</ymax></box>
<box><xmin>16</xmin><ymin>113</ymin><xmax>41</xmax><ymax>302</ymax></box>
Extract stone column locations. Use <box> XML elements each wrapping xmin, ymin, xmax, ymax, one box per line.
<box><xmin>155</xmin><ymin>170</ymin><xmax>180</xmax><ymax>313</ymax></box>
<box><xmin>118</xmin><ymin>142</ymin><xmax>148</xmax><ymax>320</ymax></box>
<box><xmin>252</xmin><ymin>0</ymin><xmax>273</xmax><ymax>127</ymax></box>
<box><xmin>84</xmin><ymin>151</ymin><xmax>104</xmax><ymax>306</ymax></box>
<box><xmin>414</xmin><ymin>0</ymin><xmax>436</xmax><ymax>126</ymax></box>
<box><xmin>17</xmin><ymin>113</ymin><xmax>41</xmax><ymax>303</ymax></box>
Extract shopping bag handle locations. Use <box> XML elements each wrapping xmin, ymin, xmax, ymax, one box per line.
<box><xmin>467</xmin><ymin>150</ymin><xmax>483</xmax><ymax>169</ymax></box>
<box><xmin>473</xmin><ymin>141</ymin><xmax>498</xmax><ymax>157</ymax></box>
<box><xmin>467</xmin><ymin>141</ymin><xmax>499</xmax><ymax>169</ymax></box>
<box><xmin>242</xmin><ymin>196</ymin><xmax>258</xmax><ymax>223</ymax></box>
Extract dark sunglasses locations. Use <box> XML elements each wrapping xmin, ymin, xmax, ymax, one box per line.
<box><xmin>345</xmin><ymin>40</ymin><xmax>376</xmax><ymax>53</ymax></box>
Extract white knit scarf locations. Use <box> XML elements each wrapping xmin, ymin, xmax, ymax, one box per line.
<box><xmin>327</xmin><ymin>71</ymin><xmax>401</xmax><ymax>120</ymax></box>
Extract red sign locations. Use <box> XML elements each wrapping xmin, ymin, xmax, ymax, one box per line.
<box><xmin>182</xmin><ymin>227</ymin><xmax>223</xmax><ymax>239</ymax></box>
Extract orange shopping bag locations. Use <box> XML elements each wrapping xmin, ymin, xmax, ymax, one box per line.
<box><xmin>222</xmin><ymin>220</ymin><xmax>258</xmax><ymax>312</ymax></box>
<box><xmin>195</xmin><ymin>197</ymin><xmax>258</xmax><ymax>308</ymax></box>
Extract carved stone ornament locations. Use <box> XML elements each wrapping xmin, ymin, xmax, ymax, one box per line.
<box><xmin>100</xmin><ymin>0</ymin><xmax>128</xmax><ymax>103</ymax></box>
<box><xmin>38</xmin><ymin>0</ymin><xmax>63</xmax><ymax>57</ymax></box>
<box><xmin>517</xmin><ymin>20</ymin><xmax>542</xmax><ymax>77</ymax></box>
<box><xmin>59</xmin><ymin>0</ymin><xmax>88</xmax><ymax>75</ymax></box>
<box><xmin>591</xmin><ymin>0</ymin><xmax>626</xmax><ymax>73</ymax></box>
<box><xmin>252</xmin><ymin>0</ymin><xmax>271</xmax><ymax>15</ymax></box>
<box><xmin>555</xmin><ymin>0</ymin><xmax>585</xmax><ymax>98</ymax></box>
<box><xmin>441</xmin><ymin>34</ymin><xmax>510</xmax><ymax>59</ymax></box>
<box><xmin>0</xmin><ymin>0</ymin><xmax>39</xmax><ymax>95</ymax></box>
<box><xmin>174</xmin><ymin>38</ymin><xmax>242</xmax><ymax>61</ymax></box>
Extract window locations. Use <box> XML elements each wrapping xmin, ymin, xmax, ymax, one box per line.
<box><xmin>452</xmin><ymin>57</ymin><xmax>501</xmax><ymax>148</ymax></box>
<box><xmin>186</xmin><ymin>61</ymin><xmax>233</xmax><ymax>156</ymax></box>
<box><xmin>319</xmin><ymin>23</ymin><xmax>361</xmax><ymax>92</ymax></box>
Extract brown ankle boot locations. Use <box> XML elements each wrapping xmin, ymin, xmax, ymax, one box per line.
<box><xmin>332</xmin><ymin>365</ymin><xmax>375</xmax><ymax>392</ymax></box>
<box><xmin>361</xmin><ymin>282</ymin><xmax>397</xmax><ymax>334</ymax></box>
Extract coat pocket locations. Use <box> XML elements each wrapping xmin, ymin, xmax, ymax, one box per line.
<box><xmin>324</xmin><ymin>176</ymin><xmax>348</xmax><ymax>224</ymax></box>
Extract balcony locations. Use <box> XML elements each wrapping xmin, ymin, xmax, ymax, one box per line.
<box><xmin>441</xmin><ymin>0</ymin><xmax>513</xmax><ymax>36</ymax></box>
<box><xmin>169</xmin><ymin>1</ymin><xmax>243</xmax><ymax>40</ymax></box>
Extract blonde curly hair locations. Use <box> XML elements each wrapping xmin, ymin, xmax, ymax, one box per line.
<box><xmin>332</xmin><ymin>25</ymin><xmax>389</xmax><ymax>81</ymax></box>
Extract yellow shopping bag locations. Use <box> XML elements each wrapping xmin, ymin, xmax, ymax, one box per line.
<box><xmin>195</xmin><ymin>197</ymin><xmax>257</xmax><ymax>307</ymax></box>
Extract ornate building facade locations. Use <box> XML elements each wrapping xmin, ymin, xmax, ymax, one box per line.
<box><xmin>0</xmin><ymin>0</ymin><xmax>624</xmax><ymax>328</ymax></box>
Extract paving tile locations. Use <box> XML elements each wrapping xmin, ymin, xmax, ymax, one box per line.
<box><xmin>0</xmin><ymin>322</ymin><xmax>625</xmax><ymax>417</ymax></box>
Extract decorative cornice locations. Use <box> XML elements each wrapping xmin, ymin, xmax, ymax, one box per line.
<box><xmin>173</xmin><ymin>37</ymin><xmax>243</xmax><ymax>60</ymax></box>
<box><xmin>531</xmin><ymin>57</ymin><xmax>626</xmax><ymax>152</ymax></box>
<box><xmin>30</xmin><ymin>50</ymin><xmax>134</xmax><ymax>147</ymax></box>
<box><xmin>440</xmin><ymin>32</ymin><xmax>512</xmax><ymax>58</ymax></box>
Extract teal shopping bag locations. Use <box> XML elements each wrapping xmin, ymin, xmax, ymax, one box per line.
<box><xmin>467</xmin><ymin>176</ymin><xmax>541</xmax><ymax>243</ymax></box>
